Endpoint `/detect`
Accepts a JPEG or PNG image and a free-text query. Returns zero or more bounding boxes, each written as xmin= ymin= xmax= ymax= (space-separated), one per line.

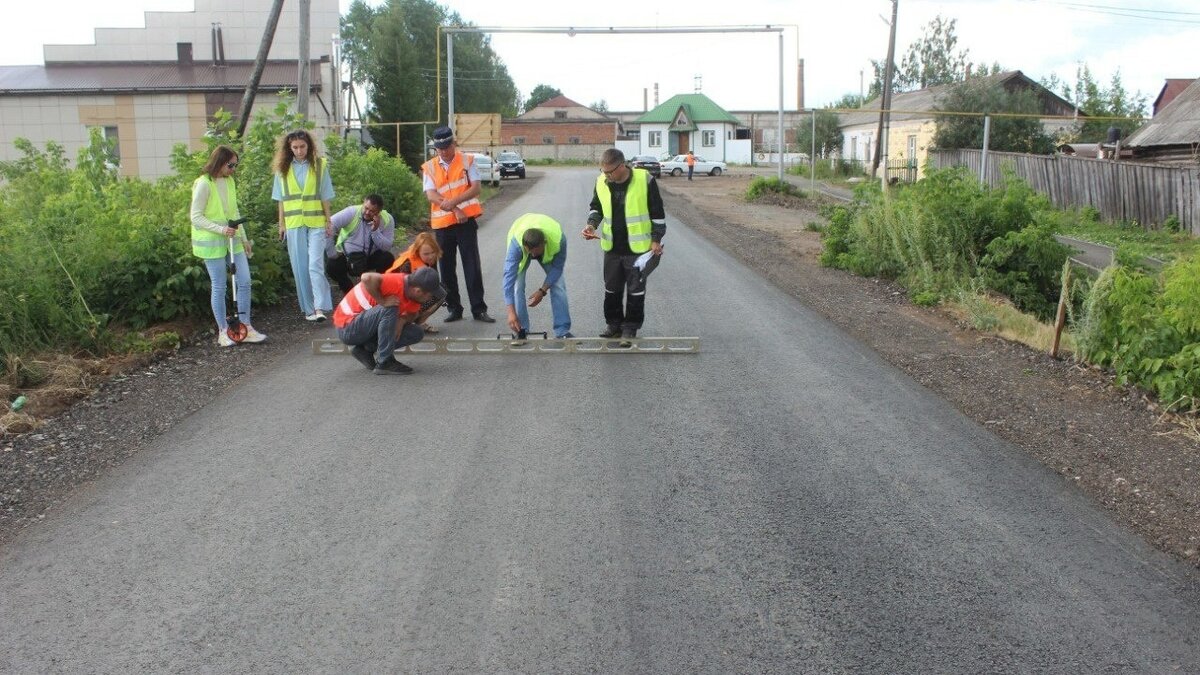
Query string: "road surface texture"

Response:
xmin=2 ymin=168 xmax=1199 ymax=673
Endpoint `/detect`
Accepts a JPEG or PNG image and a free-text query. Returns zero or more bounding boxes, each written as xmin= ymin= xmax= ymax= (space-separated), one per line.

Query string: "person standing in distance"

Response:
xmin=583 ymin=148 xmax=666 ymax=341
xmin=422 ymin=126 xmax=494 ymax=324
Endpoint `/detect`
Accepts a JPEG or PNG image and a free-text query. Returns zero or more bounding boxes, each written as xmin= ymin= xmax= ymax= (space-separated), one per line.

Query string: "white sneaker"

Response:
xmin=243 ymin=326 xmax=268 ymax=343
xmin=217 ymin=332 xmax=236 ymax=347
xmin=305 ymin=311 xmax=327 ymax=323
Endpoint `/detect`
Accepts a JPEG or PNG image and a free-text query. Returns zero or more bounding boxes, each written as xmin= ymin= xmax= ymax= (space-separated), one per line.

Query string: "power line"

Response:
xmin=1023 ymin=0 xmax=1200 ymax=23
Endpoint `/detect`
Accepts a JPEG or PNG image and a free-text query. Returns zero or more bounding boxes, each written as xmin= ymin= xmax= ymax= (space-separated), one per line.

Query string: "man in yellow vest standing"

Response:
xmin=422 ymin=126 xmax=494 ymax=323
xmin=501 ymin=213 xmax=573 ymax=341
xmin=583 ymin=148 xmax=666 ymax=341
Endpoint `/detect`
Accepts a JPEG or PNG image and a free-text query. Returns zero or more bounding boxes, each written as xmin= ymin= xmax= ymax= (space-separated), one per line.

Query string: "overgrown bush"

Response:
xmin=745 ymin=177 xmax=804 ymax=201
xmin=1074 ymin=256 xmax=1200 ymax=410
xmin=1 ymin=98 xmax=425 ymax=364
xmin=978 ymin=223 xmax=1072 ymax=320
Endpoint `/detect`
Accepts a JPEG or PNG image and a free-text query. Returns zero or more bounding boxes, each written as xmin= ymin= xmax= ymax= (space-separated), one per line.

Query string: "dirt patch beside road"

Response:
xmin=659 ymin=171 xmax=1200 ymax=567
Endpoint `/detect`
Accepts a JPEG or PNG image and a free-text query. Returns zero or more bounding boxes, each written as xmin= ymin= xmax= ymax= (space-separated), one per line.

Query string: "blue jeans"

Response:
xmin=336 ymin=305 xmax=425 ymax=363
xmin=204 ymin=253 xmax=251 ymax=331
xmin=514 ymin=265 xmax=571 ymax=337
xmin=285 ymin=226 xmax=332 ymax=315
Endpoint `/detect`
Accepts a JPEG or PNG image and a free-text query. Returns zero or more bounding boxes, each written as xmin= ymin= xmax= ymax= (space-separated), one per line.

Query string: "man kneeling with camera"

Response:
xmin=326 ymin=193 xmax=396 ymax=294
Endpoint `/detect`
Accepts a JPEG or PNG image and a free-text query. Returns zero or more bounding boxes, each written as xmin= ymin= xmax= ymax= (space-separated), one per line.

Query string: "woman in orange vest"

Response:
xmin=387 ymin=232 xmax=445 ymax=332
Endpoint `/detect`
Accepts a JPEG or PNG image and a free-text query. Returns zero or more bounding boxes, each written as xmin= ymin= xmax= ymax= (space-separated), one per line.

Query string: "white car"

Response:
xmin=470 ymin=153 xmax=501 ymax=187
xmin=661 ymin=154 xmax=727 ymax=177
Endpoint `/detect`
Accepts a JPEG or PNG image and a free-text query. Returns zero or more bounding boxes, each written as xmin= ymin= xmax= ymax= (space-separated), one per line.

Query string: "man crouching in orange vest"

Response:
xmin=333 ymin=267 xmax=445 ymax=375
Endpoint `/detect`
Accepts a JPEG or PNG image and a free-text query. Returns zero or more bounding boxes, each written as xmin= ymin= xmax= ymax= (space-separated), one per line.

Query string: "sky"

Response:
xmin=1 ymin=0 xmax=1196 ymax=114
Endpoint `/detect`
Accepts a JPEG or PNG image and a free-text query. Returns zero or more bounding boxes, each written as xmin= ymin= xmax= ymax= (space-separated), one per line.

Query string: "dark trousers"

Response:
xmin=687 ymin=165 xmax=694 ymax=180
xmin=326 ymin=250 xmax=395 ymax=294
xmin=602 ymin=251 xmax=647 ymax=331
xmin=435 ymin=218 xmax=487 ymax=315
xmin=337 ymin=305 xmax=425 ymax=364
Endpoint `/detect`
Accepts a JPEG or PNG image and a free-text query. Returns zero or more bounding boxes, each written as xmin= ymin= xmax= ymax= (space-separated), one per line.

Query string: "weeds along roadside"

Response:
xmin=802 ymin=166 xmax=1200 ymax=415
xmin=0 ymin=97 xmax=426 ymax=431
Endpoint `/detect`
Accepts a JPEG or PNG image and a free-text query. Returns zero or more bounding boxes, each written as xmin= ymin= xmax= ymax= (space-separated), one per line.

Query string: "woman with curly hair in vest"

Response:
xmin=272 ymin=129 xmax=335 ymax=322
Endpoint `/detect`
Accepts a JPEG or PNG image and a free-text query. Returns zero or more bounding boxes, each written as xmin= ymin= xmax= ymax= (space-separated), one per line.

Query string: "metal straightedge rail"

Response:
xmin=312 ymin=336 xmax=700 ymax=355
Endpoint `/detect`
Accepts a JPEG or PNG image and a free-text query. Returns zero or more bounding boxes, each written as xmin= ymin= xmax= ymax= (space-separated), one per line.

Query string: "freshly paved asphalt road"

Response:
xmin=2 ymin=167 xmax=1199 ymax=673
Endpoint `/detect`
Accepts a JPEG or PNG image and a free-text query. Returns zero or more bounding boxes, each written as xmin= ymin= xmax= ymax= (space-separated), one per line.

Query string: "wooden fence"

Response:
xmin=930 ymin=149 xmax=1200 ymax=235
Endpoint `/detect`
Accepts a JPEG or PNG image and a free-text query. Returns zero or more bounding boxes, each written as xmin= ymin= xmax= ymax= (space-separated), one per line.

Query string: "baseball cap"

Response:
xmin=407 ymin=266 xmax=446 ymax=300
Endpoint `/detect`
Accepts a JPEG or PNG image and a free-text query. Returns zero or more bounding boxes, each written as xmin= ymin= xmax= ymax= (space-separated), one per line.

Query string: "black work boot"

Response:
xmin=599 ymin=324 xmax=621 ymax=338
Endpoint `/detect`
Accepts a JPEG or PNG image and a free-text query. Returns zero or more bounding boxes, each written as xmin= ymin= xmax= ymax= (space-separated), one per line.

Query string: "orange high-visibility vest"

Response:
xmin=422 ymin=153 xmax=483 ymax=229
xmin=386 ymin=246 xmax=429 ymax=274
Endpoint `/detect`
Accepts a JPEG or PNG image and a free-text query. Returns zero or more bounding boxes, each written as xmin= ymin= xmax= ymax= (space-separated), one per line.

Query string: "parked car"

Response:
xmin=470 ymin=153 xmax=500 ymax=187
xmin=497 ymin=151 xmax=526 ymax=179
xmin=629 ymin=154 xmax=661 ymax=177
xmin=661 ymin=154 xmax=727 ymax=177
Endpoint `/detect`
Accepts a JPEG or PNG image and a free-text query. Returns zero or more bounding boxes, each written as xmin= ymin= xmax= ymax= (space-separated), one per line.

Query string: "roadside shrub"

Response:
xmin=325 ymin=135 xmax=425 ymax=231
xmin=745 ymin=176 xmax=804 ymax=201
xmin=978 ymin=222 xmax=1072 ymax=320
xmin=1074 ymin=255 xmax=1200 ymax=410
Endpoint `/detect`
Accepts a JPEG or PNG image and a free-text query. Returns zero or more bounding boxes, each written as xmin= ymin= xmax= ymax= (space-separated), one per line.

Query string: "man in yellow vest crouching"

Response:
xmin=501 ymin=213 xmax=573 ymax=341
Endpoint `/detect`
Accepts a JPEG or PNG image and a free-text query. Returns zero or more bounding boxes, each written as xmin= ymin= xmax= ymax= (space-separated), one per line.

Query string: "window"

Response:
xmin=569 ymin=137 xmax=581 ymax=144
xmin=89 ymin=125 xmax=121 ymax=167
xmin=513 ymin=136 xmax=525 ymax=145
xmin=648 ymin=131 xmax=662 ymax=147
xmin=542 ymin=136 xmax=554 ymax=144
xmin=702 ymin=130 xmax=716 ymax=147
xmin=554 ymin=110 xmax=567 ymax=119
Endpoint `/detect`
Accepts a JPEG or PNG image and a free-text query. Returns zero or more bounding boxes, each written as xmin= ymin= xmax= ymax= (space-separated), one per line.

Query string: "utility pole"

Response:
xmin=236 ymin=0 xmax=285 ymax=137
xmin=872 ymin=0 xmax=898 ymax=183
xmin=298 ymin=0 xmax=311 ymax=118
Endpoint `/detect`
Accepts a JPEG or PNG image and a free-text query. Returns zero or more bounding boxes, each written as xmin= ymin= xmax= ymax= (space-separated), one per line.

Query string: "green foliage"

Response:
xmin=978 ymin=223 xmax=1071 ymax=319
xmin=818 ymin=167 xmax=1062 ymax=303
xmin=745 ymin=177 xmax=804 ymax=201
xmin=934 ymin=80 xmax=1055 ymax=154
xmin=794 ymin=110 xmax=843 ymax=157
xmin=1 ymin=97 xmax=423 ymax=363
xmin=789 ymin=160 xmax=866 ymax=180
xmin=525 ymin=84 xmax=563 ymax=112
xmin=340 ymin=0 xmax=520 ymax=166
xmin=871 ymin=15 xmax=976 ymax=96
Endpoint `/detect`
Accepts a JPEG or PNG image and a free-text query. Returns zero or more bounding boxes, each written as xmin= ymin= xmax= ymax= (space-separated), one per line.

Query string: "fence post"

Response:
xmin=980 ymin=115 xmax=991 ymax=184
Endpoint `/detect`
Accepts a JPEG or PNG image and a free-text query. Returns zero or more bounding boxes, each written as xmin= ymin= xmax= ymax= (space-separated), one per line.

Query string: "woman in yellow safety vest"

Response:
xmin=190 ymin=145 xmax=267 ymax=346
xmin=272 ymin=129 xmax=335 ymax=322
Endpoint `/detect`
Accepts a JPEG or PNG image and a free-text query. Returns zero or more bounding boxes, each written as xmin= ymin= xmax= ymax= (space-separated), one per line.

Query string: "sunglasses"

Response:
xmin=226 ymin=161 xmax=239 ymax=170
xmin=287 ymin=131 xmax=307 ymax=140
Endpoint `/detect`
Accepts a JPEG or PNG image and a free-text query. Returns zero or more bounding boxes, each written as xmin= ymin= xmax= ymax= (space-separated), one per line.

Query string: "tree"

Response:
xmin=525 ymin=84 xmax=563 ymax=112
xmin=934 ymin=80 xmax=1055 ymax=155
xmin=796 ymin=110 xmax=844 ymax=157
xmin=340 ymin=0 xmax=519 ymax=167
xmin=1040 ymin=65 xmax=1149 ymax=142
xmin=829 ymin=92 xmax=865 ymax=110
xmin=871 ymin=15 xmax=971 ymax=97
xmin=590 ymin=99 xmax=610 ymax=114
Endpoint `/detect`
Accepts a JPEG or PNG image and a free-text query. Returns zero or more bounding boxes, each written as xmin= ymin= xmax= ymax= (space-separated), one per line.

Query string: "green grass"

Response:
xmin=1057 ymin=216 xmax=1199 ymax=263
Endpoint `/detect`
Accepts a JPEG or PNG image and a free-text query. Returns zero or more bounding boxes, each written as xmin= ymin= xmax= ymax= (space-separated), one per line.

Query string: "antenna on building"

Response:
xmin=694 ymin=74 xmax=702 ymax=93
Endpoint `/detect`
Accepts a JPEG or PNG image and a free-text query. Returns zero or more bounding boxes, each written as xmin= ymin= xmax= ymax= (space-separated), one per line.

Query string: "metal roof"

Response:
xmin=634 ymin=93 xmax=742 ymax=125
xmin=838 ymin=70 xmax=1076 ymax=128
xmin=0 ymin=61 xmax=321 ymax=95
xmin=1127 ymin=78 xmax=1200 ymax=148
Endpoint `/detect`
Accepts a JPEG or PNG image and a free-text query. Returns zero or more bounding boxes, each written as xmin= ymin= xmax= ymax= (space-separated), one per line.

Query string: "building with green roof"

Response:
xmin=632 ymin=93 xmax=744 ymax=161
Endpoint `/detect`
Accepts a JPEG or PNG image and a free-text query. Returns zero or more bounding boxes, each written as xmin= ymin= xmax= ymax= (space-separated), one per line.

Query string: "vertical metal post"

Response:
xmin=980 ymin=114 xmax=991 ymax=184
xmin=777 ymin=31 xmax=784 ymax=181
xmin=298 ymin=0 xmax=310 ymax=118
xmin=810 ymin=108 xmax=816 ymax=196
xmin=446 ymin=32 xmax=455 ymax=130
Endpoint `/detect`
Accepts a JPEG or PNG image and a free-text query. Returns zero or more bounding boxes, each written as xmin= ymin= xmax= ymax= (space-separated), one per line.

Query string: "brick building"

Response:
xmin=499 ymin=95 xmax=619 ymax=161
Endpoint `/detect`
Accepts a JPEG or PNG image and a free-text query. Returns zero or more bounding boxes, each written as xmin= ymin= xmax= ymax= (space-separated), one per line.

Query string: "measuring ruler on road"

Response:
xmin=312 ymin=337 xmax=700 ymax=355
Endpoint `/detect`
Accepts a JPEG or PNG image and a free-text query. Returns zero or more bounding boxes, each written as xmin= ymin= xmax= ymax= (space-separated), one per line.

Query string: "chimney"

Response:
xmin=210 ymin=23 xmax=218 ymax=66
xmin=216 ymin=23 xmax=226 ymax=65
xmin=797 ymin=58 xmax=805 ymax=110
xmin=654 ymin=82 xmax=659 ymax=107
xmin=643 ymin=87 xmax=648 ymax=112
